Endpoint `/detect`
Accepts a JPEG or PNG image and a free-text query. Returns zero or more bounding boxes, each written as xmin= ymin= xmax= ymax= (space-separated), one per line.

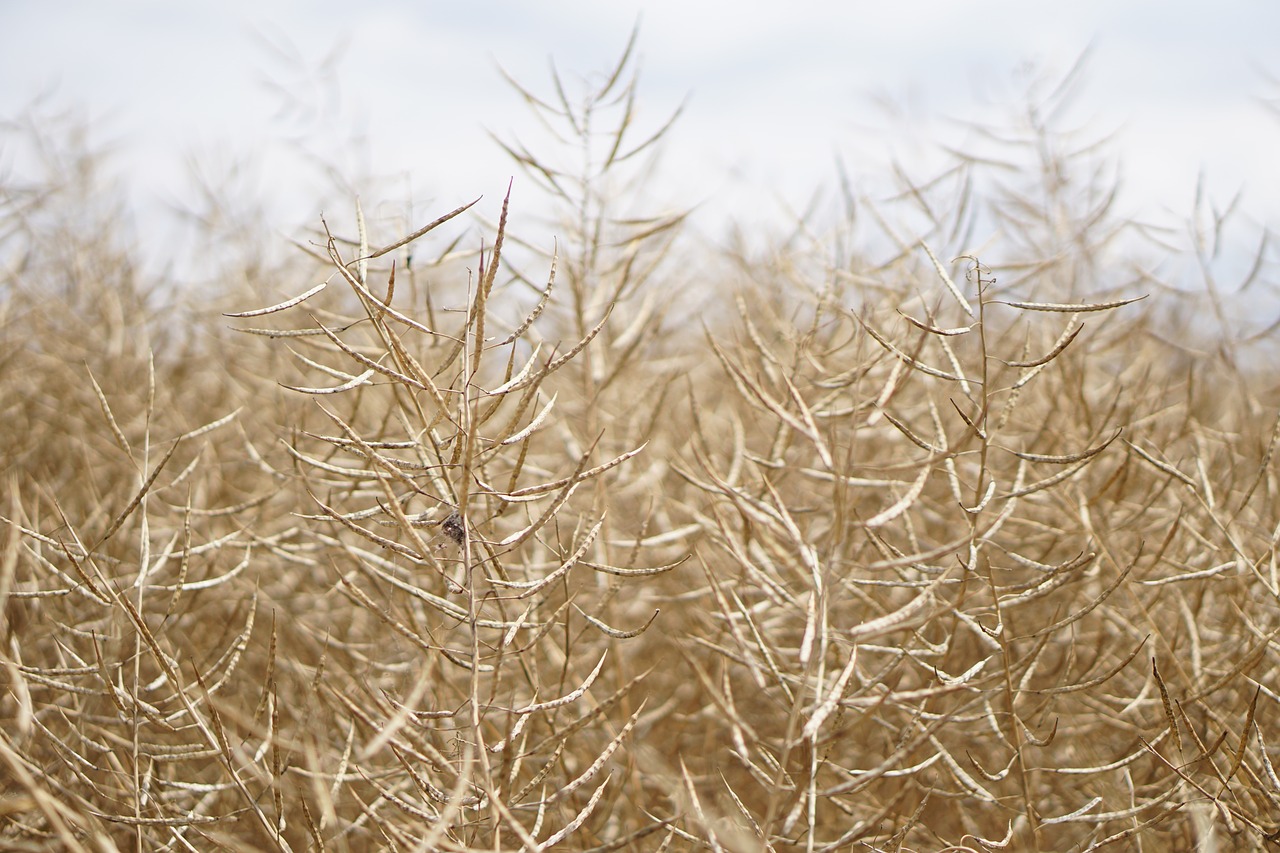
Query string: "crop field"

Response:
xmin=5 ymin=51 xmax=1280 ymax=851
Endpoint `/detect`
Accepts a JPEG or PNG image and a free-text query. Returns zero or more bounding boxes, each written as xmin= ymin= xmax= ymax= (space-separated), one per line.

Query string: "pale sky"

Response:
xmin=3 ymin=1 xmax=1279 ymax=269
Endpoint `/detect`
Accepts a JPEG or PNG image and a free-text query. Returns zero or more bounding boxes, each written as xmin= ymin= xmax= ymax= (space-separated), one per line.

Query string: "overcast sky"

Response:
xmin=3 ymin=1 xmax=1279 ymax=266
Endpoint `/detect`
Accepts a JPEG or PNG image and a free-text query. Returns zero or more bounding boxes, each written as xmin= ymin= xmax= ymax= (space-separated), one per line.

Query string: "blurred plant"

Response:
xmin=492 ymin=26 xmax=686 ymax=316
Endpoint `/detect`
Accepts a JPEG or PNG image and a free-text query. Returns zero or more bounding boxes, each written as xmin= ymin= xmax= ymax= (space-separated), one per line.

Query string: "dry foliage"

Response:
xmin=5 ymin=50 xmax=1280 ymax=852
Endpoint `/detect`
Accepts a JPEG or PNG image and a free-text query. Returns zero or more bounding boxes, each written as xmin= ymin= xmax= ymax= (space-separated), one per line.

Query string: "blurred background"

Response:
xmin=3 ymin=0 xmax=1279 ymax=273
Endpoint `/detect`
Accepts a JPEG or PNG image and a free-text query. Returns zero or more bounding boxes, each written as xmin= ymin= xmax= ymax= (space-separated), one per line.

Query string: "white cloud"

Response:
xmin=3 ymin=0 xmax=1279 ymax=258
